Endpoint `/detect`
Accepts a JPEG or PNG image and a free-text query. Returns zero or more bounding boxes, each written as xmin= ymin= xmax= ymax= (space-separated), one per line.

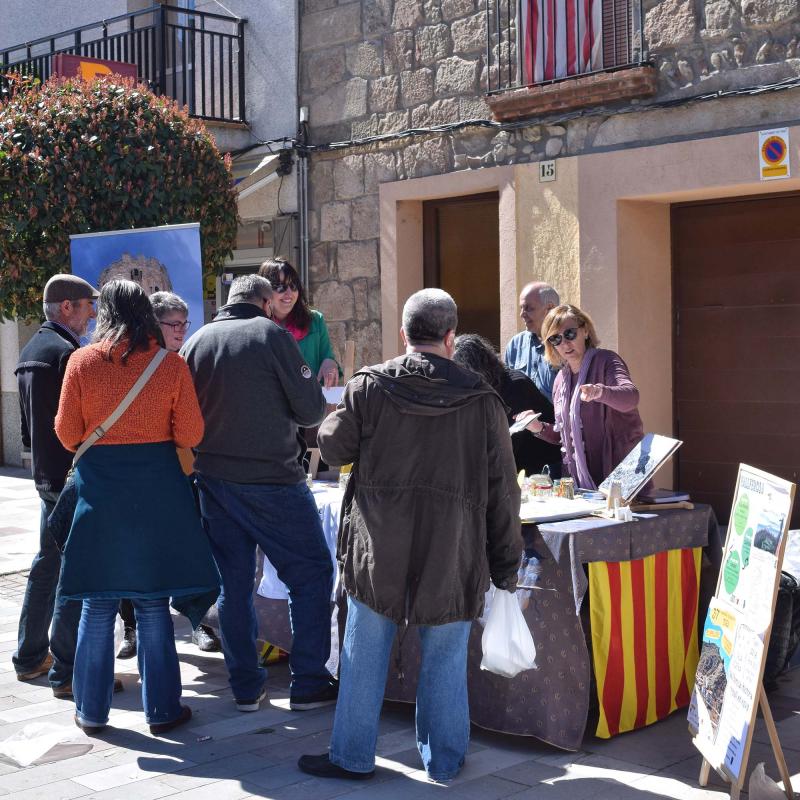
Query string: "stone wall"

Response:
xmin=299 ymin=0 xmax=800 ymax=368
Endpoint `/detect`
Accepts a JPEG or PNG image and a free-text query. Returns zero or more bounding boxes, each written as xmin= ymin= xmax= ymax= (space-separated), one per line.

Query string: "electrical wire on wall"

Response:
xmin=240 ymin=71 xmax=800 ymax=159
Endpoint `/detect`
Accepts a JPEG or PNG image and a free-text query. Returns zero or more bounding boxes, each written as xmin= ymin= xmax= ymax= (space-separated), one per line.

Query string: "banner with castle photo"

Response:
xmin=69 ymin=223 xmax=203 ymax=343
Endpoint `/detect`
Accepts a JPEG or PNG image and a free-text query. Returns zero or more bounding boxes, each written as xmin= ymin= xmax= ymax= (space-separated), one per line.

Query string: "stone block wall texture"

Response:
xmin=300 ymin=0 xmax=800 ymax=368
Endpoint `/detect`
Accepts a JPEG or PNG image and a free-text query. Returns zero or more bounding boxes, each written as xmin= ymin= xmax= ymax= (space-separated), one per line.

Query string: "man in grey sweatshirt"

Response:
xmin=181 ymin=274 xmax=336 ymax=713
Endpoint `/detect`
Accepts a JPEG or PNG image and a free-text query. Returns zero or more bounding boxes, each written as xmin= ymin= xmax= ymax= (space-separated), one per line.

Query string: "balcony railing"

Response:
xmin=486 ymin=0 xmax=646 ymax=93
xmin=0 ymin=4 xmax=246 ymax=124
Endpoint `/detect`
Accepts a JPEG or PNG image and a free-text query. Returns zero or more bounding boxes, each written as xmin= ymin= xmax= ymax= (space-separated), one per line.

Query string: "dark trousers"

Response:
xmin=13 ymin=491 xmax=82 ymax=688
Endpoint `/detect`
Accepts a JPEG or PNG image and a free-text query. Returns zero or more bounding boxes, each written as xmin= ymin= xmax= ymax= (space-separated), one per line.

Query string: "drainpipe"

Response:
xmin=297 ymin=111 xmax=310 ymax=289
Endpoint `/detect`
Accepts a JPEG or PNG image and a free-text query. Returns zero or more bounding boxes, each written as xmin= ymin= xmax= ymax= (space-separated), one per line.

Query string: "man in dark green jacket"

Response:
xmin=299 ymin=289 xmax=522 ymax=784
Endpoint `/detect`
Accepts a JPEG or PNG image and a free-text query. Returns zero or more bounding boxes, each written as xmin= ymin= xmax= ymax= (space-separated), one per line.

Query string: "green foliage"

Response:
xmin=0 ymin=74 xmax=238 ymax=320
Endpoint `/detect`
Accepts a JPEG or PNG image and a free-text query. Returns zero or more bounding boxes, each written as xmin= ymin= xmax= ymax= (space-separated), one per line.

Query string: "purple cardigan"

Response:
xmin=539 ymin=348 xmax=644 ymax=488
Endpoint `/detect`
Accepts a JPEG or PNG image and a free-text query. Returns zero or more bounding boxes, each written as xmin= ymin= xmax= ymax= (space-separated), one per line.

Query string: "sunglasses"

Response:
xmin=160 ymin=320 xmax=191 ymax=332
xmin=272 ymin=281 xmax=298 ymax=295
xmin=547 ymin=326 xmax=582 ymax=347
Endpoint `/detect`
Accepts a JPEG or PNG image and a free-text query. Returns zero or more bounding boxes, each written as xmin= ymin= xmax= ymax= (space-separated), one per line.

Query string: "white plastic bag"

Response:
xmin=480 ymin=588 xmax=537 ymax=678
xmin=748 ymin=763 xmax=786 ymax=800
xmin=114 ymin=613 xmax=124 ymax=654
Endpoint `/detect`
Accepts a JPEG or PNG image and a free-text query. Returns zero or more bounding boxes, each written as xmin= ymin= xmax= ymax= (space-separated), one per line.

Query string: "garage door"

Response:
xmin=673 ymin=194 xmax=800 ymax=524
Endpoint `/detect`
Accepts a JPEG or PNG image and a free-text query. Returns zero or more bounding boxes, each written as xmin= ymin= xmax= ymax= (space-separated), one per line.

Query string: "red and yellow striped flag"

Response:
xmin=589 ymin=547 xmax=702 ymax=738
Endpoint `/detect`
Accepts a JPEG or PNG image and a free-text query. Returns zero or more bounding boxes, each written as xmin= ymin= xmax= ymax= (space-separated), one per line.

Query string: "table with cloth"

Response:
xmin=252 ymin=486 xmax=721 ymax=752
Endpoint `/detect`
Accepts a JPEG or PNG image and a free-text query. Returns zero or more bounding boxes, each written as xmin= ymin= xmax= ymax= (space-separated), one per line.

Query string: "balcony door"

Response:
xmin=423 ymin=193 xmax=501 ymax=349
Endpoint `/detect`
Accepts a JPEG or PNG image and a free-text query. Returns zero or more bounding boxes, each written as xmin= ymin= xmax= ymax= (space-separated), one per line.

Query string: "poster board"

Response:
xmin=598 ymin=433 xmax=682 ymax=503
xmin=69 ymin=223 xmax=204 ymax=346
xmin=688 ymin=464 xmax=795 ymax=788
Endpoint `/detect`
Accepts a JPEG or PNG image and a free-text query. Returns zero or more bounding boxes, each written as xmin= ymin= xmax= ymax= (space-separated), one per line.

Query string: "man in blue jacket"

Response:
xmin=14 ymin=274 xmax=97 ymax=697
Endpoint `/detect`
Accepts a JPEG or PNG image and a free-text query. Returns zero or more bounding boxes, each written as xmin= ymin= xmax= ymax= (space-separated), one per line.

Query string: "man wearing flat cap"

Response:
xmin=13 ymin=274 xmax=98 ymax=698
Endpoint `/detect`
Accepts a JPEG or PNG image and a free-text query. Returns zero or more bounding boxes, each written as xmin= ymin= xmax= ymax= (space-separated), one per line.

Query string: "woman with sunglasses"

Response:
xmin=258 ymin=258 xmax=341 ymax=387
xmin=521 ymin=304 xmax=645 ymax=490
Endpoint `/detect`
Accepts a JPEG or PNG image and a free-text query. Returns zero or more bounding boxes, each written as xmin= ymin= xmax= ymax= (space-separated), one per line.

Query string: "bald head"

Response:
xmin=519 ymin=282 xmax=559 ymax=335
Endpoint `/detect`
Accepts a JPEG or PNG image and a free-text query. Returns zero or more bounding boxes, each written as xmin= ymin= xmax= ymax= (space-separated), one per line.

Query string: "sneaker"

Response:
xmin=54 ymin=678 xmax=124 ymax=699
xmin=191 ymin=623 xmax=222 ymax=652
xmin=297 ymin=753 xmax=374 ymax=780
xmin=17 ymin=653 xmax=53 ymax=681
xmin=236 ymin=687 xmax=267 ymax=712
xmin=290 ymin=680 xmax=339 ymax=711
xmin=150 ymin=705 xmax=192 ymax=736
xmin=116 ymin=627 xmax=137 ymax=659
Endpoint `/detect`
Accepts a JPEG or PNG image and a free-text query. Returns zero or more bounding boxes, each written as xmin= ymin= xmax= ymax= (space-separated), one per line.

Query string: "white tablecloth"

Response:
xmin=256 ymin=482 xmax=343 ymax=600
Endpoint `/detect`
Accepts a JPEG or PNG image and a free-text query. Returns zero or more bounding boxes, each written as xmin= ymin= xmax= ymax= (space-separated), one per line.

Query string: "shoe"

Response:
xmin=297 ymin=753 xmax=374 ymax=780
xmin=150 ymin=705 xmax=192 ymax=736
xmin=116 ymin=627 xmax=137 ymax=659
xmin=17 ymin=653 xmax=53 ymax=681
xmin=54 ymin=678 xmax=124 ymax=699
xmin=290 ymin=679 xmax=339 ymax=711
xmin=236 ymin=687 xmax=267 ymax=712
xmin=191 ymin=623 xmax=222 ymax=652
xmin=74 ymin=714 xmax=107 ymax=735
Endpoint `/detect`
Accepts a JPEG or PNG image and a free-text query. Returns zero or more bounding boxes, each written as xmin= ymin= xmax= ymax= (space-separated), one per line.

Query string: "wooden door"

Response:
xmin=423 ymin=192 xmax=500 ymax=348
xmin=673 ymin=194 xmax=800 ymax=524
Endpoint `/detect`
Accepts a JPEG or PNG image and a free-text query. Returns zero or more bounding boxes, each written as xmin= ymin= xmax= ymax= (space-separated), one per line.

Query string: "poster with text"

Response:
xmin=689 ymin=464 xmax=795 ymax=786
xmin=70 ymin=223 xmax=203 ymax=346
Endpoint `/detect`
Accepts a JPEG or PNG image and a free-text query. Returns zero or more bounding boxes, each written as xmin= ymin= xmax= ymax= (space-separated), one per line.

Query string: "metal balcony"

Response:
xmin=0 ymin=4 xmax=246 ymax=124
xmin=486 ymin=0 xmax=646 ymax=93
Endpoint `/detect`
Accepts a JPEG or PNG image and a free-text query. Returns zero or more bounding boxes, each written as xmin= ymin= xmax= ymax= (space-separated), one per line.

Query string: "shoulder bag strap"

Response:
xmin=72 ymin=348 xmax=169 ymax=468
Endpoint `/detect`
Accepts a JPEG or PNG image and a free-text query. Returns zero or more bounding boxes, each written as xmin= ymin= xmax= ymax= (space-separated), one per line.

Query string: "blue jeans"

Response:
xmin=196 ymin=475 xmax=333 ymax=701
xmin=330 ymin=597 xmax=472 ymax=781
xmin=74 ymin=597 xmax=182 ymax=726
xmin=13 ymin=492 xmax=82 ymax=689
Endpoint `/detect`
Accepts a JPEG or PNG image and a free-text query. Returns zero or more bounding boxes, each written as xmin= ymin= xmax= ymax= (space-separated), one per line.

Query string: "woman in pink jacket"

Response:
xmin=523 ymin=304 xmax=645 ymax=490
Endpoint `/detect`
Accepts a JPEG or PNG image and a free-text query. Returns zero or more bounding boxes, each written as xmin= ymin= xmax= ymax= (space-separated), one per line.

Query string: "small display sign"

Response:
xmin=758 ymin=128 xmax=790 ymax=181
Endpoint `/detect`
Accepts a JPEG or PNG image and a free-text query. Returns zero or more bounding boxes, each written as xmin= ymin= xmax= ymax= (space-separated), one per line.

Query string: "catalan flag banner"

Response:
xmin=589 ymin=547 xmax=702 ymax=738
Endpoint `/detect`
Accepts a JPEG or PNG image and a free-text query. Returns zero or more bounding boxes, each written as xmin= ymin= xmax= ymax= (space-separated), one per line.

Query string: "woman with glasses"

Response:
xmin=54 ymin=280 xmax=220 ymax=735
xmin=113 ymin=292 xmax=223 ymax=661
xmin=521 ymin=304 xmax=645 ymax=490
xmin=258 ymin=258 xmax=341 ymax=387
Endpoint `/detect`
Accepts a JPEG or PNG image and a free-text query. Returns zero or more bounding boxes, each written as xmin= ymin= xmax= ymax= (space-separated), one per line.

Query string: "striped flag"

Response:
xmin=520 ymin=0 xmax=603 ymax=85
xmin=589 ymin=547 xmax=702 ymax=738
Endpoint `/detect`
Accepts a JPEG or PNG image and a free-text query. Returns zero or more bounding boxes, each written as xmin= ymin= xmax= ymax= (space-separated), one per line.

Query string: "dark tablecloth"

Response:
xmin=251 ymin=504 xmax=721 ymax=751
xmin=382 ymin=505 xmax=721 ymax=751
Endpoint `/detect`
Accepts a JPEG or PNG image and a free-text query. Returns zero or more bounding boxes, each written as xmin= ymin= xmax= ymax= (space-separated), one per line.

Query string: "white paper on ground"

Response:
xmin=0 ymin=723 xmax=92 ymax=767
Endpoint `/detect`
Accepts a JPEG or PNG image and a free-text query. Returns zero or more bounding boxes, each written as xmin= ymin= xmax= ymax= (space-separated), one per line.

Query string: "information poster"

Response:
xmin=69 ymin=223 xmax=204 ymax=344
xmin=688 ymin=465 xmax=795 ymax=785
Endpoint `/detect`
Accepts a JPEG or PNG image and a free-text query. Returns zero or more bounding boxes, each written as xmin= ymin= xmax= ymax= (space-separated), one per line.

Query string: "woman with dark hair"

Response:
xmin=258 ymin=258 xmax=341 ymax=387
xmin=55 ymin=279 xmax=220 ymax=736
xmin=453 ymin=334 xmax=561 ymax=477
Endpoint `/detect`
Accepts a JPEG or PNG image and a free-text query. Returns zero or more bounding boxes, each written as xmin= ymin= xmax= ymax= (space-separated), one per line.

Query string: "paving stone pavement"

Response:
xmin=1 ymin=468 xmax=800 ymax=798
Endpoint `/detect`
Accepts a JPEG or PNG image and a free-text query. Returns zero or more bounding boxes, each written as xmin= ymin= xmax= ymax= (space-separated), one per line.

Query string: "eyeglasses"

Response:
xmin=272 ymin=281 xmax=298 ymax=295
xmin=159 ymin=320 xmax=191 ymax=332
xmin=547 ymin=326 xmax=582 ymax=347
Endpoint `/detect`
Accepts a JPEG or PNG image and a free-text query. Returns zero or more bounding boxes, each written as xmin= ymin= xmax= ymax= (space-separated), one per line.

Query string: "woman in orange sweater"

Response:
xmin=55 ymin=279 xmax=219 ymax=736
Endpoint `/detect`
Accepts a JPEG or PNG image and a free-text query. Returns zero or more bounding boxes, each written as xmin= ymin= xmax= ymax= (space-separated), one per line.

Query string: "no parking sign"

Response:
xmin=759 ymin=128 xmax=790 ymax=180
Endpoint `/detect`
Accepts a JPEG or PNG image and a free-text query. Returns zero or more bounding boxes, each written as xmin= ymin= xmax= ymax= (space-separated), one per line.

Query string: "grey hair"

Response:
xmin=43 ymin=301 xmax=63 ymax=321
xmin=402 ymin=289 xmax=458 ymax=344
xmin=150 ymin=291 xmax=188 ymax=320
xmin=538 ymin=285 xmax=560 ymax=307
xmin=228 ymin=274 xmax=273 ymax=305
